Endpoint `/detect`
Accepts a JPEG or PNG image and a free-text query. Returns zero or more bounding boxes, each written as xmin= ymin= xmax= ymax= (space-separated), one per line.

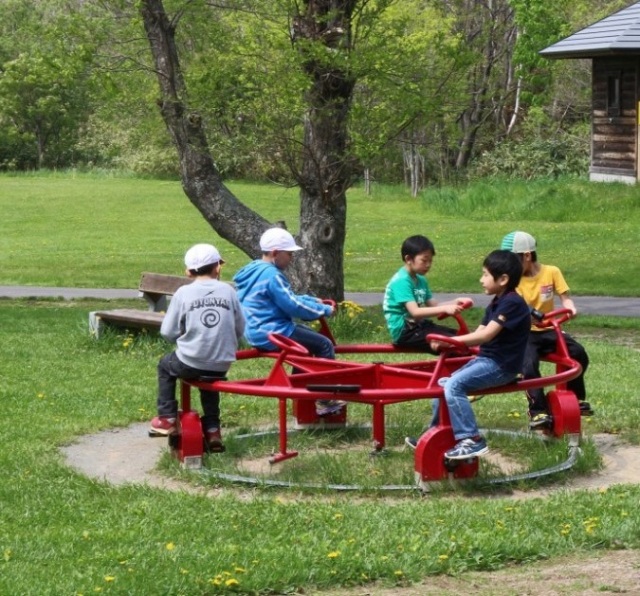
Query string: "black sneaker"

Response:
xmin=529 ymin=412 xmax=552 ymax=429
xmin=579 ymin=401 xmax=594 ymax=416
xmin=404 ymin=437 xmax=417 ymax=450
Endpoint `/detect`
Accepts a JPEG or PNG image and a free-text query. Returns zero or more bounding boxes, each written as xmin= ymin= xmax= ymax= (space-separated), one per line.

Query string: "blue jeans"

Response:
xmin=289 ymin=324 xmax=335 ymax=359
xmin=432 ymin=357 xmax=516 ymax=440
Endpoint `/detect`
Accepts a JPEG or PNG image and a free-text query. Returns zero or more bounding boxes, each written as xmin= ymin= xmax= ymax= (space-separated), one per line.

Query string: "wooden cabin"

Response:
xmin=541 ymin=2 xmax=640 ymax=183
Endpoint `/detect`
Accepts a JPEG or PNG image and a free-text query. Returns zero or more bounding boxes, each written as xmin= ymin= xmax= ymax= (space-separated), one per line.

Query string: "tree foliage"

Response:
xmin=0 ymin=0 xmax=611 ymax=185
xmin=0 ymin=0 xmax=101 ymax=169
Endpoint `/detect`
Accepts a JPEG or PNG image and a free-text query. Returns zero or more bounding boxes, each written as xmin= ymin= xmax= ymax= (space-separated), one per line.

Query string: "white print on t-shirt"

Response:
xmin=539 ymin=284 xmax=554 ymax=304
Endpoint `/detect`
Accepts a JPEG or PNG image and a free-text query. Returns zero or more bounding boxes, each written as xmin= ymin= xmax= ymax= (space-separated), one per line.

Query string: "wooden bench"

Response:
xmin=89 ymin=272 xmax=192 ymax=337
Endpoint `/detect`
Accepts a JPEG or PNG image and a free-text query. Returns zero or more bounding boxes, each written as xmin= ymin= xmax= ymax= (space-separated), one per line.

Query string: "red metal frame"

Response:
xmin=177 ymin=307 xmax=582 ymax=484
xmin=169 ymin=381 xmax=205 ymax=468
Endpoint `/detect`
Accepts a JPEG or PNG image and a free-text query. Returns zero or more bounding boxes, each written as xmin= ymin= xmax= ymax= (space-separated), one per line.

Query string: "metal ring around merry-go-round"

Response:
xmin=195 ymin=425 xmax=582 ymax=493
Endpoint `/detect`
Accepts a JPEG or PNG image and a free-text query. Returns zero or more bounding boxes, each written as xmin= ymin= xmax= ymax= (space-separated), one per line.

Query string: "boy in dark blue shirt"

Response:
xmin=422 ymin=250 xmax=531 ymax=459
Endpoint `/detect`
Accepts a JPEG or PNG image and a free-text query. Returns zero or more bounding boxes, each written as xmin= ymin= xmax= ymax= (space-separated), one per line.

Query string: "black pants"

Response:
xmin=157 ymin=351 xmax=227 ymax=431
xmin=394 ymin=319 xmax=457 ymax=355
xmin=524 ymin=330 xmax=589 ymax=413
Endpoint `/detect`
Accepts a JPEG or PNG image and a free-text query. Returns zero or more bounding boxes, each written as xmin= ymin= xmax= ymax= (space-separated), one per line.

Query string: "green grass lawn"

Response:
xmin=1 ymin=297 xmax=639 ymax=594
xmin=1 ymin=172 xmax=638 ymax=295
xmin=1 ymin=172 xmax=639 ymax=594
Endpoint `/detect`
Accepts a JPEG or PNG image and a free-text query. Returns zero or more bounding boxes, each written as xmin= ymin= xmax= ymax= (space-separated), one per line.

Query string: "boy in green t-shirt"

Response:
xmin=383 ymin=235 xmax=471 ymax=354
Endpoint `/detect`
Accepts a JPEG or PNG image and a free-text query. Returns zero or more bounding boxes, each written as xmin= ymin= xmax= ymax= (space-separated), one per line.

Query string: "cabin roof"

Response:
xmin=541 ymin=2 xmax=640 ymax=58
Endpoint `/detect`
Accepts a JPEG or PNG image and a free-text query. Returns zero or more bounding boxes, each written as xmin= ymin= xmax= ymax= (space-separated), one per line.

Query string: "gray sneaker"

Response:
xmin=445 ymin=437 xmax=489 ymax=460
xmin=316 ymin=400 xmax=346 ymax=417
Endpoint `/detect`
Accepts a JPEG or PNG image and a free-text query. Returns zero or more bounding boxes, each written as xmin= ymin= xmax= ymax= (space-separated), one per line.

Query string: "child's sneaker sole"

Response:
xmin=529 ymin=413 xmax=552 ymax=429
xmin=579 ymin=402 xmax=595 ymax=416
xmin=149 ymin=428 xmax=172 ymax=437
xmin=445 ymin=446 xmax=489 ymax=460
xmin=149 ymin=416 xmax=176 ymax=436
xmin=404 ymin=437 xmax=417 ymax=450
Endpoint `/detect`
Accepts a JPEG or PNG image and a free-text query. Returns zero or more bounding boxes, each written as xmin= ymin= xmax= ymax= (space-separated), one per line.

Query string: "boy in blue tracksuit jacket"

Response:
xmin=233 ymin=227 xmax=343 ymax=416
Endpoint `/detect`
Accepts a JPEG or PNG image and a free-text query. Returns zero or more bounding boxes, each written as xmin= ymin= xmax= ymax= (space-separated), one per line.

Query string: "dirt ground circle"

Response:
xmin=61 ymin=425 xmax=640 ymax=493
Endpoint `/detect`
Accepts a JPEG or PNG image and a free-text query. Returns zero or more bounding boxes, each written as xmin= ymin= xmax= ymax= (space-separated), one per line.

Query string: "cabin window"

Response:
xmin=607 ymin=71 xmax=621 ymax=116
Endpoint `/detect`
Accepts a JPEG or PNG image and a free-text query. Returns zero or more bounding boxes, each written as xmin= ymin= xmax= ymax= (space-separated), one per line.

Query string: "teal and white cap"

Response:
xmin=501 ymin=231 xmax=536 ymax=253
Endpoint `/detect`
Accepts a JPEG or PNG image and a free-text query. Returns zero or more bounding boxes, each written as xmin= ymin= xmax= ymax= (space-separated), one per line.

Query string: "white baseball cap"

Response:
xmin=259 ymin=228 xmax=303 ymax=252
xmin=184 ymin=243 xmax=225 ymax=270
xmin=501 ymin=231 xmax=537 ymax=253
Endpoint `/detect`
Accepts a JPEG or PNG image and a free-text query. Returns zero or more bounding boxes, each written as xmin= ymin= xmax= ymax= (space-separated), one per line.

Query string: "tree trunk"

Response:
xmin=364 ymin=168 xmax=371 ymax=195
xmin=140 ymin=0 xmax=270 ymax=262
xmin=401 ymin=139 xmax=424 ymax=197
xmin=451 ymin=0 xmax=516 ymax=170
xmin=288 ymin=0 xmax=358 ymax=300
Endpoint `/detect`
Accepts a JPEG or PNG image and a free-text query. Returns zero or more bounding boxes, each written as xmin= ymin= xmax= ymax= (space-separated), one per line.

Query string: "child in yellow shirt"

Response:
xmin=501 ymin=231 xmax=592 ymax=428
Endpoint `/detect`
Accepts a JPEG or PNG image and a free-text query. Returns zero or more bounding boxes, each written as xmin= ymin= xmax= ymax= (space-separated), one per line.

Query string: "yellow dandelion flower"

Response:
xmin=438 ymin=554 xmax=449 ymax=562
xmin=234 ymin=567 xmax=246 ymax=573
xmin=104 ymin=576 xmax=115 ymax=582
xmin=583 ymin=518 xmax=598 ymax=534
xmin=327 ymin=551 xmax=341 ymax=559
xmin=225 ymin=578 xmax=239 ymax=587
xmin=334 ymin=513 xmax=344 ymax=520
xmin=394 ymin=570 xmax=404 ymax=576
xmin=165 ymin=542 xmax=176 ymax=551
